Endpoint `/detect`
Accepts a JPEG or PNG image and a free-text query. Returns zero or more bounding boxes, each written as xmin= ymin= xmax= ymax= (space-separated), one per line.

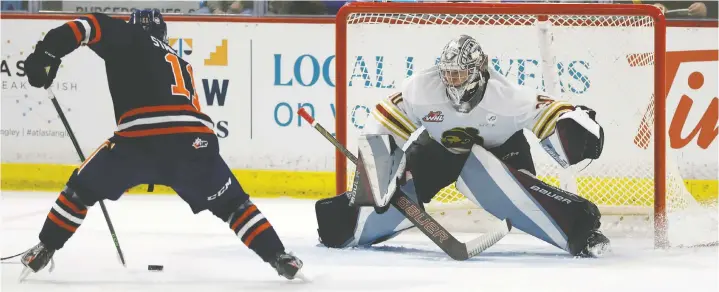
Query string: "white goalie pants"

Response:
xmin=347 ymin=144 xmax=571 ymax=252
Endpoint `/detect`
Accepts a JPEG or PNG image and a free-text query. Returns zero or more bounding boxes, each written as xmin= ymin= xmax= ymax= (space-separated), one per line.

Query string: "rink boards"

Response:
xmin=0 ymin=16 xmax=716 ymax=202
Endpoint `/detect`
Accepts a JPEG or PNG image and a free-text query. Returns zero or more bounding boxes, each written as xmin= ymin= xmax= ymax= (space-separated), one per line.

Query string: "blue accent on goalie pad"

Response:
xmin=354 ymin=180 xmax=419 ymax=246
xmin=458 ymin=150 xmax=568 ymax=250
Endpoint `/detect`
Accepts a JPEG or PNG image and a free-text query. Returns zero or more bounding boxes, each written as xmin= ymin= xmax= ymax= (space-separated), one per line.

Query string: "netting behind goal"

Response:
xmin=335 ymin=3 xmax=703 ymax=245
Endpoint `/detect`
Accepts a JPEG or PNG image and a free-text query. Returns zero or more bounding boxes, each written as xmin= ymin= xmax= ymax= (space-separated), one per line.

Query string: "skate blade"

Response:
xmin=293 ymin=270 xmax=311 ymax=282
xmin=48 ymin=258 xmax=55 ymax=273
xmin=18 ymin=267 xmax=33 ymax=282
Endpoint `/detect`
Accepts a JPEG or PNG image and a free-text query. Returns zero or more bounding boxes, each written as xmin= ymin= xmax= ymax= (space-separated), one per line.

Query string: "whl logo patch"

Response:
xmin=422 ymin=111 xmax=444 ymax=122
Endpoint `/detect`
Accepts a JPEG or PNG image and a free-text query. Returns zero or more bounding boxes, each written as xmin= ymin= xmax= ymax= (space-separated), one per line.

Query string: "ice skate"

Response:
xmin=578 ymin=230 xmax=611 ymax=258
xmin=19 ymin=242 xmax=56 ymax=281
xmin=269 ymin=251 xmax=305 ymax=280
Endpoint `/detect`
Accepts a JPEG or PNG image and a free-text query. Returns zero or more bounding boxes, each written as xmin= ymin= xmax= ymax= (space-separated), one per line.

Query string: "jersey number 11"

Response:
xmin=165 ymin=53 xmax=201 ymax=111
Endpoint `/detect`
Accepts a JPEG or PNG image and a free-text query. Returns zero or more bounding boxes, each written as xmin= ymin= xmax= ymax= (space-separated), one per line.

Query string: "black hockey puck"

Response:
xmin=148 ymin=265 xmax=164 ymax=271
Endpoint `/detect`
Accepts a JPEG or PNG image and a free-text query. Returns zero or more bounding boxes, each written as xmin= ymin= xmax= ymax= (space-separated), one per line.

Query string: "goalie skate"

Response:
xmin=580 ymin=230 xmax=612 ymax=258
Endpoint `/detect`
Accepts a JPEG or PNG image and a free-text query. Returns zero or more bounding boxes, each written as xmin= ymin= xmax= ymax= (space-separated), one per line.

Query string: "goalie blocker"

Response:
xmin=316 ymin=107 xmax=609 ymax=257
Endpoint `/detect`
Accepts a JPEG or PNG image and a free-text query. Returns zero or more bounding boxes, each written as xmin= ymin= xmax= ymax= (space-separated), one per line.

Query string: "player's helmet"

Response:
xmin=129 ymin=9 xmax=168 ymax=44
xmin=438 ymin=35 xmax=489 ymax=113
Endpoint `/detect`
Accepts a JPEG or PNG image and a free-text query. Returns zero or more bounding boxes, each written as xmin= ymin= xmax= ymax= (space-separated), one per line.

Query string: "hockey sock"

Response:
xmin=227 ymin=200 xmax=285 ymax=262
xmin=39 ymin=187 xmax=88 ymax=250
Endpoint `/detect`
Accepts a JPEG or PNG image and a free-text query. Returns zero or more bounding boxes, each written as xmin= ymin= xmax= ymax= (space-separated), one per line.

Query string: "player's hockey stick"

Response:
xmin=46 ymin=88 xmax=127 ymax=267
xmin=0 ymin=250 xmax=27 ymax=261
xmin=298 ymin=108 xmax=511 ymax=260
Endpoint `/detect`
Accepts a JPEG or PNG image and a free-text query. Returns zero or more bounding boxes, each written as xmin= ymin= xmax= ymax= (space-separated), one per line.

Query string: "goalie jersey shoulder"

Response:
xmin=479 ymin=69 xmax=575 ymax=141
xmin=401 ymin=66 xmax=449 ymax=107
xmin=479 ymin=68 xmax=538 ymax=116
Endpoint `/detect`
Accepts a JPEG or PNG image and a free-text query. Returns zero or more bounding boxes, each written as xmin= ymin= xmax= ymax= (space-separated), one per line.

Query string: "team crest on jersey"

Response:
xmin=192 ymin=137 xmax=208 ymax=149
xmin=441 ymin=127 xmax=483 ymax=151
xmin=422 ymin=111 xmax=445 ymax=122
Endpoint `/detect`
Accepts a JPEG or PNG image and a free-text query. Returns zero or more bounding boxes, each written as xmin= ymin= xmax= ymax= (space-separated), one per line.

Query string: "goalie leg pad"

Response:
xmin=316 ymin=183 xmax=422 ymax=248
xmin=456 ymin=145 xmax=602 ymax=255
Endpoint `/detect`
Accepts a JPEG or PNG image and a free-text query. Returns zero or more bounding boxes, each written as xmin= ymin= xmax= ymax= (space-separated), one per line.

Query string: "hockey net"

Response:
xmin=335 ymin=3 xmax=710 ymax=246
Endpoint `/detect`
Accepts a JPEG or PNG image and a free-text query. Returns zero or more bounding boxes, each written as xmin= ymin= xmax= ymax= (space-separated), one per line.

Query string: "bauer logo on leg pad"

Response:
xmin=529 ymin=185 xmax=572 ymax=205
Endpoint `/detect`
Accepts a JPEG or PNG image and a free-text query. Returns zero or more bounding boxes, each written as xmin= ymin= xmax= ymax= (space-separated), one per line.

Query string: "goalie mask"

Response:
xmin=438 ymin=35 xmax=489 ymax=113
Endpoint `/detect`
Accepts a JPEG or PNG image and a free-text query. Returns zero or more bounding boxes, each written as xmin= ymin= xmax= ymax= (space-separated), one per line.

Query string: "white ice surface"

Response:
xmin=2 ymin=192 xmax=717 ymax=292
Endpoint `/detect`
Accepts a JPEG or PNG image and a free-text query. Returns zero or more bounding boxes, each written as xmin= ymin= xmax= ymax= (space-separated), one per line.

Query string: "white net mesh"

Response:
xmin=340 ymin=9 xmax=706 ymax=238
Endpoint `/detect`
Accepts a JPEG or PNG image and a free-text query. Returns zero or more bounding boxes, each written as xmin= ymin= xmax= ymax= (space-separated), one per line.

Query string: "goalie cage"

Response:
xmin=334 ymin=2 xmax=717 ymax=249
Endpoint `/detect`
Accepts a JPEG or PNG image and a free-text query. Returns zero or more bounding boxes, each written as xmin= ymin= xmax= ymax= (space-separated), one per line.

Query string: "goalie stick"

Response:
xmin=297 ymin=108 xmax=511 ymax=260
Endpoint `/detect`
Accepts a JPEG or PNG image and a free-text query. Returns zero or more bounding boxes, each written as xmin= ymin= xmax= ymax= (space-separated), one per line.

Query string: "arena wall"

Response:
xmin=0 ymin=15 xmax=716 ymax=202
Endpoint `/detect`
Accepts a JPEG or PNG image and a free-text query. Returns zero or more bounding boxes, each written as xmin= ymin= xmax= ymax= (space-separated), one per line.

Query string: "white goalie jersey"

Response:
xmin=363 ymin=66 xmax=575 ymax=153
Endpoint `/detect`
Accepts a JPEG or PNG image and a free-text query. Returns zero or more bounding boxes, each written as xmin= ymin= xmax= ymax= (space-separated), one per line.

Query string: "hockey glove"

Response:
xmin=554 ymin=105 xmax=604 ymax=165
xmin=24 ymin=41 xmax=61 ymax=89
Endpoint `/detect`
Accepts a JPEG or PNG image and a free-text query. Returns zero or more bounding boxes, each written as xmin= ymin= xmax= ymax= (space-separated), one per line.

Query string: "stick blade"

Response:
xmin=464 ymin=219 xmax=512 ymax=258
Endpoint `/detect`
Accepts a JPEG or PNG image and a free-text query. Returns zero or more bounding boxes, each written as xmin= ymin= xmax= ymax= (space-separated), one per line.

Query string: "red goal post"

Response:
xmin=334 ymin=2 xmax=668 ymax=247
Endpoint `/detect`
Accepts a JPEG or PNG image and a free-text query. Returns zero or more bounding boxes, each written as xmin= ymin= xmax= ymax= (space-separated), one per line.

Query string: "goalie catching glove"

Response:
xmin=540 ymin=105 xmax=604 ymax=168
